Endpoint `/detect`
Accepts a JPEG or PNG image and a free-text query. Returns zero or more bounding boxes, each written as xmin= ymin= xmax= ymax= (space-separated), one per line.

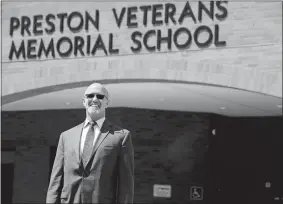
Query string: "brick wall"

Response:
xmin=2 ymin=108 xmax=211 ymax=203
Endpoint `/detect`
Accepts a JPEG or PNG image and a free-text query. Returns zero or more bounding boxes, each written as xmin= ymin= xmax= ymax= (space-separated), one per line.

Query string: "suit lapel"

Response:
xmin=71 ymin=123 xmax=84 ymax=163
xmin=87 ymin=120 xmax=111 ymax=165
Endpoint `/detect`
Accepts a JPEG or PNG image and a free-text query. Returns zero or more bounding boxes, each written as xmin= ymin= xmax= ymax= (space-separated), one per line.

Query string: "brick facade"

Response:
xmin=2 ymin=108 xmax=211 ymax=203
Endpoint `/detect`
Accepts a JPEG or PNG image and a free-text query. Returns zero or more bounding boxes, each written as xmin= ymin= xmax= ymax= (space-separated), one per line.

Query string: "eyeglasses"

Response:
xmin=85 ymin=94 xmax=105 ymax=100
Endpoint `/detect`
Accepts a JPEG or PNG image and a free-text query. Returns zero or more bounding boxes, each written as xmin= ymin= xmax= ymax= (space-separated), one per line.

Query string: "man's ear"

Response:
xmin=82 ymin=98 xmax=86 ymax=107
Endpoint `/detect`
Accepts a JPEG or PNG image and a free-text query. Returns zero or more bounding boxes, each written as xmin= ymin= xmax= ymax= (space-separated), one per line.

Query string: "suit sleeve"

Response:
xmin=46 ymin=133 xmax=64 ymax=204
xmin=117 ymin=131 xmax=135 ymax=204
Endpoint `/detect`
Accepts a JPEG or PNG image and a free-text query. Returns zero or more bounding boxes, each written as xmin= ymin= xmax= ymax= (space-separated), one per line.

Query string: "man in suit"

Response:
xmin=46 ymin=83 xmax=134 ymax=204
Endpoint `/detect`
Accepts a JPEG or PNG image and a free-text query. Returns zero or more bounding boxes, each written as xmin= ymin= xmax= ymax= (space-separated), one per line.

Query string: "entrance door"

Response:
xmin=209 ymin=115 xmax=282 ymax=204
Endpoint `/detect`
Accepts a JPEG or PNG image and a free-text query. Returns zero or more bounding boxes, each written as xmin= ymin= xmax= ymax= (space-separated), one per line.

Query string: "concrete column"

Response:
xmin=13 ymin=144 xmax=50 ymax=203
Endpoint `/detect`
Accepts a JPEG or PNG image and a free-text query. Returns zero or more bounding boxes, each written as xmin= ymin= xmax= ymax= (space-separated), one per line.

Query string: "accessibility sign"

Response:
xmin=190 ymin=186 xmax=203 ymax=200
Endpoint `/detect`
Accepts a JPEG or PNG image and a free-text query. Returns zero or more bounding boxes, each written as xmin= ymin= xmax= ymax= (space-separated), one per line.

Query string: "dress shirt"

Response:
xmin=80 ymin=117 xmax=105 ymax=154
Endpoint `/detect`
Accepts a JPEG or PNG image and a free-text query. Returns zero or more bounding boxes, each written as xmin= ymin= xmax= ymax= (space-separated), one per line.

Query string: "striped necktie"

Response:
xmin=81 ymin=122 xmax=96 ymax=167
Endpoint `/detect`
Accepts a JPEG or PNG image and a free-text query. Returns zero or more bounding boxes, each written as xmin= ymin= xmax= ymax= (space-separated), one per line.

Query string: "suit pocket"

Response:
xmin=101 ymin=144 xmax=117 ymax=153
xmin=99 ymin=146 xmax=116 ymax=158
xmin=102 ymin=145 xmax=115 ymax=150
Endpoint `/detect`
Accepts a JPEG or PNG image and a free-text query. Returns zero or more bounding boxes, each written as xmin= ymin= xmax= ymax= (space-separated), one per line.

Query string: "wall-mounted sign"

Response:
xmin=190 ymin=186 xmax=203 ymax=200
xmin=153 ymin=184 xmax=172 ymax=198
xmin=7 ymin=1 xmax=228 ymax=61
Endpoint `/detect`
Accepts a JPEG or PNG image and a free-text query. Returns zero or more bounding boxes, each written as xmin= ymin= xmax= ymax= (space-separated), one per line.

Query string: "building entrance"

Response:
xmin=209 ymin=115 xmax=282 ymax=203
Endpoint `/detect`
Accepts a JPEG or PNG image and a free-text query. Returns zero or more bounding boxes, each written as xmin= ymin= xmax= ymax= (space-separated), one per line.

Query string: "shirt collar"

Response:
xmin=84 ymin=117 xmax=106 ymax=129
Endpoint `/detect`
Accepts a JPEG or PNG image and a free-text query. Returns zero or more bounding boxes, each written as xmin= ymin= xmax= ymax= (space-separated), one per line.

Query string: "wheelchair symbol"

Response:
xmin=190 ymin=186 xmax=203 ymax=200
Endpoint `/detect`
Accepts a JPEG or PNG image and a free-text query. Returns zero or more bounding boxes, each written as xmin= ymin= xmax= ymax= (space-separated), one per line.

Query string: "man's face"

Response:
xmin=83 ymin=84 xmax=109 ymax=118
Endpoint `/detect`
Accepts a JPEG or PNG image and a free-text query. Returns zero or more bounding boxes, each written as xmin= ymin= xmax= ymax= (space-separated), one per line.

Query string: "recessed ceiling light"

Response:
xmin=277 ymin=104 xmax=282 ymax=109
xmin=160 ymin=98 xmax=165 ymax=101
xmin=219 ymin=106 xmax=226 ymax=110
xmin=65 ymin=102 xmax=71 ymax=105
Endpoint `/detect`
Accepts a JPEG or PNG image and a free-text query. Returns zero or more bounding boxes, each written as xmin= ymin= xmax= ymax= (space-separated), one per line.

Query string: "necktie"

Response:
xmin=81 ymin=122 xmax=96 ymax=167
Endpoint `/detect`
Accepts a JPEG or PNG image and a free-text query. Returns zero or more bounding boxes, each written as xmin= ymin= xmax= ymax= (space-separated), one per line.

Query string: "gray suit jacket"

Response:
xmin=46 ymin=119 xmax=134 ymax=204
